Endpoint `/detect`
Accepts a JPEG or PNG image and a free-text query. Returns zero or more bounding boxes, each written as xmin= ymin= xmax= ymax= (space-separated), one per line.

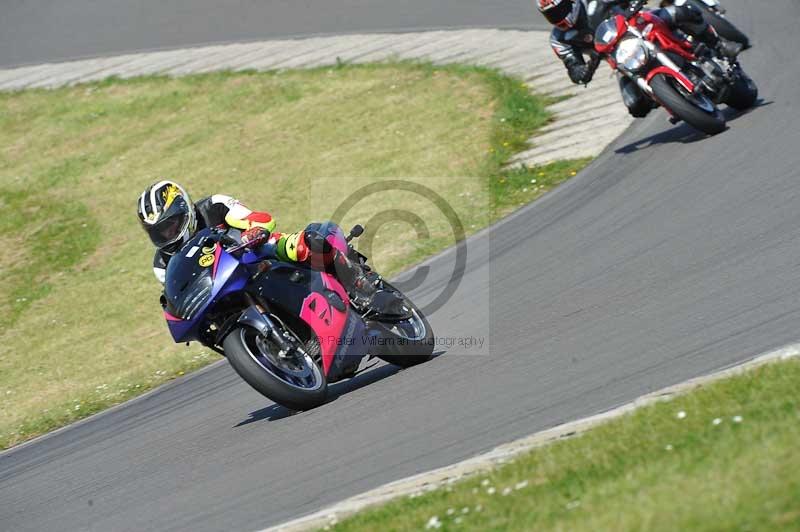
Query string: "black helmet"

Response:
xmin=137 ymin=181 xmax=197 ymax=254
xmin=538 ymin=0 xmax=577 ymax=30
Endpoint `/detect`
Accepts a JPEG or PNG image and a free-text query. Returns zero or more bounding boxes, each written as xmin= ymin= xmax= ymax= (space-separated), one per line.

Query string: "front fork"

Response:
xmin=236 ymin=306 xmax=296 ymax=358
xmin=619 ymin=41 xmax=694 ymax=99
xmin=629 ymin=45 xmax=723 ymax=103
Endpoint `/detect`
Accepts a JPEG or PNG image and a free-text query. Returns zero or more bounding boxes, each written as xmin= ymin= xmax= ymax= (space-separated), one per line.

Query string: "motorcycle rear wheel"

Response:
xmin=692 ymin=1 xmax=751 ymax=48
xmin=650 ymin=74 xmax=726 ymax=135
xmin=371 ymin=282 xmax=435 ymax=368
xmin=224 ymin=326 xmax=328 ymax=411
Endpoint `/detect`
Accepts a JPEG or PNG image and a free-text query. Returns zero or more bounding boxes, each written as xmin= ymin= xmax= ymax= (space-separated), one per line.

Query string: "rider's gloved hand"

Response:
xmin=241 ymin=227 xmax=269 ymax=248
xmin=567 ymin=62 xmax=594 ymax=84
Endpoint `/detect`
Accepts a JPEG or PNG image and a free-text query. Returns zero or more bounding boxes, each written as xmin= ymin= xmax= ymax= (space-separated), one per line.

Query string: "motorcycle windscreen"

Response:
xmin=594 ymin=15 xmax=627 ymax=54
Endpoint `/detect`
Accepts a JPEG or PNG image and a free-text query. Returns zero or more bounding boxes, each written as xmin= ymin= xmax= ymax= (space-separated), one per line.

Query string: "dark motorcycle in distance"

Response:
xmin=659 ymin=0 xmax=750 ymax=48
xmin=595 ymin=0 xmax=758 ymax=135
xmin=161 ymin=223 xmax=434 ymax=411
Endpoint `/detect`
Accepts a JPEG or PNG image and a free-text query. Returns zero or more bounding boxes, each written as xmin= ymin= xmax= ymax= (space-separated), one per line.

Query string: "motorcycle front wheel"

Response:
xmin=371 ymin=281 xmax=435 ymax=368
xmin=650 ymin=74 xmax=726 ymax=135
xmin=223 ymin=325 xmax=328 ymax=411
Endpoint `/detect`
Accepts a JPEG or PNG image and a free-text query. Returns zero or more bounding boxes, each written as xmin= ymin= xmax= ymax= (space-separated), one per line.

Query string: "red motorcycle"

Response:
xmin=595 ymin=0 xmax=757 ymax=135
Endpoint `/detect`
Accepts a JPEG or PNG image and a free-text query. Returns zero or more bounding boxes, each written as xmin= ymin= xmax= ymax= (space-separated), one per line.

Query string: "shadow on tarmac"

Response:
xmin=615 ymin=99 xmax=772 ymax=155
xmin=234 ymin=350 xmax=448 ymax=426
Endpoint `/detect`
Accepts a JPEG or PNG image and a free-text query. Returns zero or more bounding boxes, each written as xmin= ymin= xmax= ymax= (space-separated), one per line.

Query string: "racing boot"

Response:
xmin=716 ymin=38 xmax=744 ymax=59
xmin=696 ymin=25 xmax=742 ymax=58
xmin=333 ymin=250 xmax=381 ymax=310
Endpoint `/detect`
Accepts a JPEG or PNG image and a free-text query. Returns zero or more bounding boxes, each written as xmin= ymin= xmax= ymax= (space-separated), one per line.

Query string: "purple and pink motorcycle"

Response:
xmin=161 ymin=222 xmax=435 ymax=410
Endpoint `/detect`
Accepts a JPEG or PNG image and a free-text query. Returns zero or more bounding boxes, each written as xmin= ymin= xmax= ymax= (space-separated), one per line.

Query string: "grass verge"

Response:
xmin=0 ymin=61 xmax=589 ymax=450
xmin=331 ymin=358 xmax=800 ymax=532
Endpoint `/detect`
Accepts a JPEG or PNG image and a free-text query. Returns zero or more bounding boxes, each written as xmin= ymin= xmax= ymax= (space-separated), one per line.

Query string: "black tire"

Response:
xmin=724 ymin=72 xmax=758 ymax=110
xmin=373 ymin=282 xmax=435 ymax=369
xmin=650 ymin=74 xmax=726 ymax=135
xmin=223 ymin=327 xmax=327 ymax=411
xmin=695 ymin=3 xmax=750 ymax=48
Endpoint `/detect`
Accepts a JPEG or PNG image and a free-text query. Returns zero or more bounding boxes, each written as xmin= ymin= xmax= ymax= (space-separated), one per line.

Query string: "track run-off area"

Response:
xmin=2 ymin=1 xmax=800 ymax=531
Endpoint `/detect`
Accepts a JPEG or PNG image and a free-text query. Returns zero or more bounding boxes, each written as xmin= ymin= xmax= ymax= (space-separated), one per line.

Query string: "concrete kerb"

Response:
xmin=0 ymin=29 xmax=632 ymax=167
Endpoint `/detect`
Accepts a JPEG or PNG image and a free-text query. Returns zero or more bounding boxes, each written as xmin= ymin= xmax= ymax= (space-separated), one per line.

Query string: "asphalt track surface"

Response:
xmin=3 ymin=1 xmax=800 ymax=531
xmin=0 ymin=0 xmax=544 ymax=68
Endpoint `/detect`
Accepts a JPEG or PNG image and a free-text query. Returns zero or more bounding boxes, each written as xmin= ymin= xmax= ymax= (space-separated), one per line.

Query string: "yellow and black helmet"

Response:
xmin=137 ymin=181 xmax=197 ymax=254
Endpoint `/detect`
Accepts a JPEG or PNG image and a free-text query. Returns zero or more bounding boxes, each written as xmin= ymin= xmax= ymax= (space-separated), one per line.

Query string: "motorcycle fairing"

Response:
xmin=595 ymin=14 xmax=629 ymax=55
xmin=166 ymin=245 xmax=248 ymax=343
xmin=594 ymin=8 xmax=699 ymax=95
xmin=299 ymin=273 xmax=367 ymax=377
xmin=164 ymin=227 xmax=372 ymax=381
xmin=250 ymin=263 xmax=369 ymax=380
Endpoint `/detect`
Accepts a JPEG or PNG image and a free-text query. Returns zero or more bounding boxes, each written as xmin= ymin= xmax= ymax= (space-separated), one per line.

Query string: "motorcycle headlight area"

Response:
xmin=615 ymin=38 xmax=649 ymax=71
xmin=173 ymin=274 xmax=213 ymax=320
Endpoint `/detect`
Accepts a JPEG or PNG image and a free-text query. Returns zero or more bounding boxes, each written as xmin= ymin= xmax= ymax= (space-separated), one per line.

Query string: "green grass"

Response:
xmin=0 ymin=62 xmax=589 ymax=450
xmin=0 ymin=188 xmax=100 ymax=326
xmin=332 ymin=359 xmax=800 ymax=532
xmin=491 ymin=159 xmax=592 ymax=215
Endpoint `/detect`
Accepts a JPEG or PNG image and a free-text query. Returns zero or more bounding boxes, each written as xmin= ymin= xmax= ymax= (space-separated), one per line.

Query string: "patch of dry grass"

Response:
xmin=0 ymin=63 xmax=566 ymax=449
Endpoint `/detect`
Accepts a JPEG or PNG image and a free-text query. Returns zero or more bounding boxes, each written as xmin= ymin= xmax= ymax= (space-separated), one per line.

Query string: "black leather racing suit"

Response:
xmin=549 ymin=0 xmax=723 ymax=117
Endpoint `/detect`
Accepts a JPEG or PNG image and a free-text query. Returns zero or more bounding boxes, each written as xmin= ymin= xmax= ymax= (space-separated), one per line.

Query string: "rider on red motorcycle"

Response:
xmin=537 ymin=0 xmax=743 ymax=117
xmin=137 ymin=180 xmax=378 ymax=304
